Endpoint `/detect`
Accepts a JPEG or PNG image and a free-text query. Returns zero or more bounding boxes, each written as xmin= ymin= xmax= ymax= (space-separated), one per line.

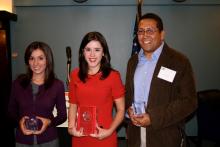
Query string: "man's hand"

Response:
xmin=128 ymin=106 xmax=151 ymax=127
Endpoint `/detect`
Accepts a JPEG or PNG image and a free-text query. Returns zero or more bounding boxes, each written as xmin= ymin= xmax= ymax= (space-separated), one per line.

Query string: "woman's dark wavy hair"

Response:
xmin=18 ymin=41 xmax=55 ymax=89
xmin=78 ymin=31 xmax=112 ymax=82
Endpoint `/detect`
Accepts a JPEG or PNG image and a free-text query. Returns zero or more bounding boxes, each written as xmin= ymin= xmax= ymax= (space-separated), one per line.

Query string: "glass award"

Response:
xmin=132 ymin=101 xmax=146 ymax=115
xmin=24 ymin=117 xmax=41 ymax=131
xmin=76 ymin=106 xmax=96 ymax=135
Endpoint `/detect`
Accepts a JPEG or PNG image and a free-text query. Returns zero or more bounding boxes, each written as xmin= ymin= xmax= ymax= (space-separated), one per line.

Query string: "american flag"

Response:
xmin=131 ymin=0 xmax=143 ymax=55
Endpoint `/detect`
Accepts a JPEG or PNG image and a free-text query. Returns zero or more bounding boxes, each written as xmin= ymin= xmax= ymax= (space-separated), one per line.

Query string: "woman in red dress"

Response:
xmin=68 ymin=31 xmax=125 ymax=147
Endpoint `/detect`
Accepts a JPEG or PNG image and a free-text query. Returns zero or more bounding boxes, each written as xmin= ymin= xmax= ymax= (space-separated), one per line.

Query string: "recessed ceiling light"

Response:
xmin=173 ymin=0 xmax=186 ymax=2
xmin=73 ymin=0 xmax=88 ymax=3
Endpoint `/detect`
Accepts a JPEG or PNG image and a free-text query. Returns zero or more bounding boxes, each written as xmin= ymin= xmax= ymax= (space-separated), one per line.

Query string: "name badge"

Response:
xmin=157 ymin=66 xmax=176 ymax=83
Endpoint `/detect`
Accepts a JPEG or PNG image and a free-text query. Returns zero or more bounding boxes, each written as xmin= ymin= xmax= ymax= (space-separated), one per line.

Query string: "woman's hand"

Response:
xmin=19 ymin=116 xmax=33 ymax=135
xmin=68 ymin=103 xmax=85 ymax=137
xmin=90 ymin=125 xmax=113 ymax=140
xmin=32 ymin=116 xmax=51 ymax=135
xmin=68 ymin=126 xmax=85 ymax=137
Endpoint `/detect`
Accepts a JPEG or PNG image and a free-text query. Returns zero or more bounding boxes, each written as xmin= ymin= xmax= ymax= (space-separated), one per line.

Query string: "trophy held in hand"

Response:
xmin=76 ymin=106 xmax=97 ymax=136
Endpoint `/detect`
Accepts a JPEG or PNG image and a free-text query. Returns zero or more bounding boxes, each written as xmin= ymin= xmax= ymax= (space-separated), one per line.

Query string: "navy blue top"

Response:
xmin=8 ymin=78 xmax=67 ymax=145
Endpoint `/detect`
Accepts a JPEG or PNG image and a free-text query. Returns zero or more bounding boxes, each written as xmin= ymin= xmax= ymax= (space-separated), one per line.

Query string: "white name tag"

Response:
xmin=157 ymin=66 xmax=176 ymax=83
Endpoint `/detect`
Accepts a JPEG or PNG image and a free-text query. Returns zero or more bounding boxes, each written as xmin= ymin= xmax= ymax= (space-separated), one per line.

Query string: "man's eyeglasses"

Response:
xmin=137 ymin=28 xmax=158 ymax=35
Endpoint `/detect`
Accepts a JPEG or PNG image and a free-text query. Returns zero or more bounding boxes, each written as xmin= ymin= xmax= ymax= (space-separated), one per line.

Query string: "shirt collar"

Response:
xmin=138 ymin=41 xmax=164 ymax=62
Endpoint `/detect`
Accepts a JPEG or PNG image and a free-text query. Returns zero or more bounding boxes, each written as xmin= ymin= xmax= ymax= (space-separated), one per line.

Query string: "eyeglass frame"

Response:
xmin=137 ymin=27 xmax=159 ymax=35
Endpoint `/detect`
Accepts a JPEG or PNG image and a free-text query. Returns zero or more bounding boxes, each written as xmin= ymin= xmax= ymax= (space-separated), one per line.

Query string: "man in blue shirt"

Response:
xmin=125 ymin=13 xmax=197 ymax=147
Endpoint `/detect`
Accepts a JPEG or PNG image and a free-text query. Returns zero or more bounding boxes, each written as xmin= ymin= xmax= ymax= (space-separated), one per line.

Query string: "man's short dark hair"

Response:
xmin=139 ymin=13 xmax=163 ymax=32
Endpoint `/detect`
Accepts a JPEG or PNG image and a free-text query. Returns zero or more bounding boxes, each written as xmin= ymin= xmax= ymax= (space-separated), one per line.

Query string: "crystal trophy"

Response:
xmin=132 ymin=101 xmax=146 ymax=115
xmin=76 ymin=106 xmax=96 ymax=135
xmin=24 ymin=117 xmax=41 ymax=131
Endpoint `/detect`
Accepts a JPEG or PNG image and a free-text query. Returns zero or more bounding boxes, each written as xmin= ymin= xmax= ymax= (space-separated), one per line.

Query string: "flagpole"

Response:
xmin=137 ymin=0 xmax=143 ymax=22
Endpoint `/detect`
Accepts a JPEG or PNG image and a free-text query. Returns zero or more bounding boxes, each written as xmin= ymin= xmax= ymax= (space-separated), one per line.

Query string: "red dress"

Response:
xmin=69 ymin=68 xmax=125 ymax=147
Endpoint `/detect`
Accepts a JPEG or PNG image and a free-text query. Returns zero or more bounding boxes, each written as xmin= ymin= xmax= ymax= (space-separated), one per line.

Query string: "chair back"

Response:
xmin=197 ymin=89 xmax=220 ymax=142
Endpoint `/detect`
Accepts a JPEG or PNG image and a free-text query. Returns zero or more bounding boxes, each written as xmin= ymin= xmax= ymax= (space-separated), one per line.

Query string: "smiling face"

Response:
xmin=137 ymin=18 xmax=165 ymax=59
xmin=28 ymin=48 xmax=47 ymax=77
xmin=83 ymin=40 xmax=104 ymax=74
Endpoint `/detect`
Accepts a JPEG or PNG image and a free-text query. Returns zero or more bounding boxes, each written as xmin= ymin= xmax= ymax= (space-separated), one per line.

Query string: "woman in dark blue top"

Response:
xmin=8 ymin=41 xmax=67 ymax=146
